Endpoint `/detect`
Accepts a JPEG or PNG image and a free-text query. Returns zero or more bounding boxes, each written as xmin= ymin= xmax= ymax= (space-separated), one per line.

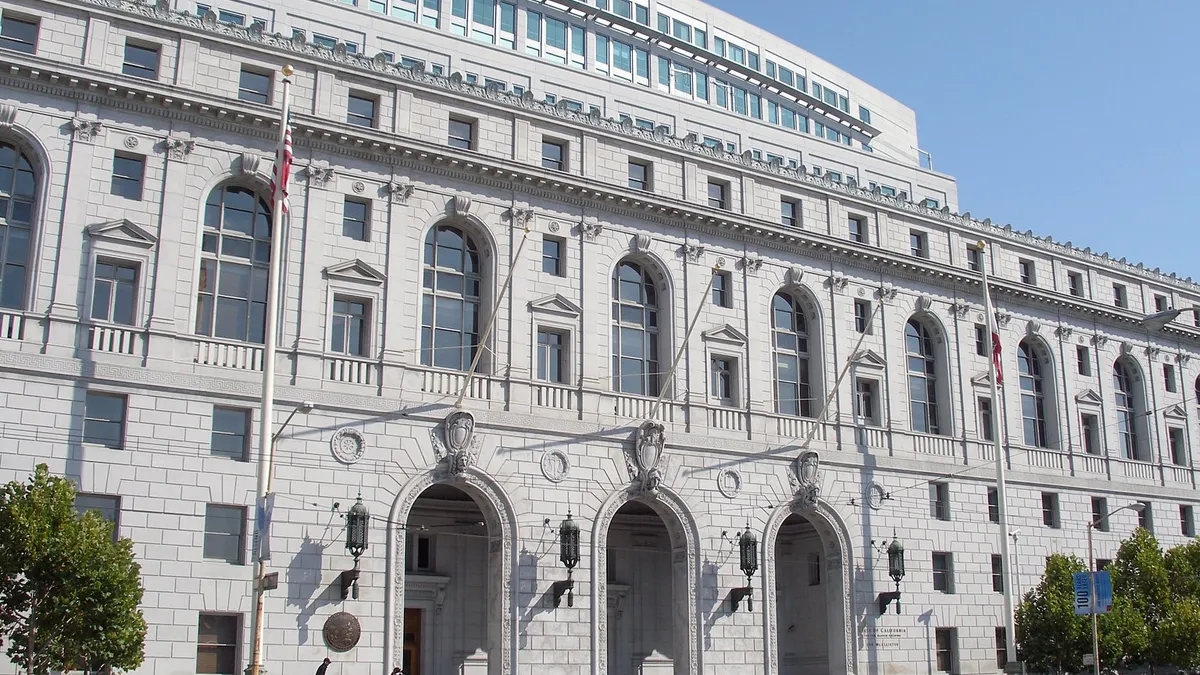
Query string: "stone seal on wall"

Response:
xmin=626 ymin=420 xmax=667 ymax=498
xmin=788 ymin=451 xmax=821 ymax=510
xmin=323 ymin=611 xmax=361 ymax=652
xmin=539 ymin=450 xmax=570 ymax=483
xmin=330 ymin=428 xmax=366 ymax=465
xmin=430 ymin=410 xmax=479 ymax=476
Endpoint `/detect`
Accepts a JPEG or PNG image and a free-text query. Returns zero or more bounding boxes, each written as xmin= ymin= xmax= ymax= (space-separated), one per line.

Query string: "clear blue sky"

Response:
xmin=706 ymin=0 xmax=1200 ymax=281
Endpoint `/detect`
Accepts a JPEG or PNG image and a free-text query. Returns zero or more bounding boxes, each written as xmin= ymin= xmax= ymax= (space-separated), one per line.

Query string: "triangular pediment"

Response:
xmin=1076 ymin=389 xmax=1103 ymax=406
xmin=528 ymin=293 xmax=582 ymax=318
xmin=86 ymin=218 xmax=157 ymax=248
xmin=970 ymin=372 xmax=992 ymax=387
xmin=849 ymin=349 xmax=886 ymax=369
xmin=1163 ymin=403 xmax=1188 ymax=420
xmin=323 ymin=259 xmax=386 ymax=285
xmin=701 ymin=324 xmax=747 ymax=345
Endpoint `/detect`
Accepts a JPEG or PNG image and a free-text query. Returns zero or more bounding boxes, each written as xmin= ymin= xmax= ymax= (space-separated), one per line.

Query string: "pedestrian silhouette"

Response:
xmin=315 ymin=657 xmax=331 ymax=675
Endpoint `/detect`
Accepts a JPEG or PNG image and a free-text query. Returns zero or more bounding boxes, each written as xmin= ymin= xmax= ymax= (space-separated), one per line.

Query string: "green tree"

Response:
xmin=0 ymin=464 xmax=146 ymax=674
xmin=1164 ymin=537 xmax=1200 ymax=603
xmin=1109 ymin=527 xmax=1170 ymax=667
xmin=1015 ymin=553 xmax=1090 ymax=673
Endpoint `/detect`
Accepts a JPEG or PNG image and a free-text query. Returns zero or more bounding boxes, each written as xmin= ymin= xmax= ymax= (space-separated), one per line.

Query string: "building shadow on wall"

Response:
xmin=918 ymin=609 xmax=934 ymax=675
xmin=288 ymin=533 xmax=332 ymax=645
xmin=700 ymin=559 xmax=722 ymax=650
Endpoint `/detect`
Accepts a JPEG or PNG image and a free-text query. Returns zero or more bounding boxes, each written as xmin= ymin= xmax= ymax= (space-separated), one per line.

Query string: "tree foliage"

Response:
xmin=0 ymin=464 xmax=146 ymax=674
xmin=1015 ymin=553 xmax=1090 ymax=673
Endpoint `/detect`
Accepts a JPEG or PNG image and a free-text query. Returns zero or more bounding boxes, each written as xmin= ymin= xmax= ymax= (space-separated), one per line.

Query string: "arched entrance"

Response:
xmin=386 ymin=469 xmax=518 ymax=675
xmin=762 ymin=502 xmax=854 ymax=675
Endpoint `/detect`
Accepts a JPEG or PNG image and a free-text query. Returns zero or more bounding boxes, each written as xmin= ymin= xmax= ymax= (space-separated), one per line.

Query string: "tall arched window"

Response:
xmin=0 ymin=142 xmax=38 ymax=310
xmin=612 ymin=260 xmax=660 ymax=395
xmin=772 ymin=292 xmax=812 ymax=417
xmin=420 ymin=224 xmax=482 ymax=371
xmin=1113 ymin=359 xmax=1144 ymax=460
xmin=906 ymin=319 xmax=940 ymax=434
xmin=1018 ymin=340 xmax=1048 ymax=447
xmin=196 ymin=185 xmax=272 ymax=343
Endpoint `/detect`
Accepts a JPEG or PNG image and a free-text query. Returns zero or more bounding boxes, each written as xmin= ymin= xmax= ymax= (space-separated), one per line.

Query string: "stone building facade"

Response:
xmin=0 ymin=1 xmax=1197 ymax=675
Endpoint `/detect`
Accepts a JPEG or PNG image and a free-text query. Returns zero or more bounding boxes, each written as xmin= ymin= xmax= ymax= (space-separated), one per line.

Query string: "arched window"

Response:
xmin=1018 ymin=340 xmax=1048 ymax=447
xmin=906 ymin=319 xmax=940 ymax=434
xmin=196 ymin=185 xmax=272 ymax=343
xmin=612 ymin=260 xmax=660 ymax=395
xmin=0 ymin=142 xmax=38 ymax=310
xmin=1113 ymin=360 xmax=1144 ymax=460
xmin=772 ymin=292 xmax=812 ymax=417
xmin=420 ymin=225 xmax=482 ymax=371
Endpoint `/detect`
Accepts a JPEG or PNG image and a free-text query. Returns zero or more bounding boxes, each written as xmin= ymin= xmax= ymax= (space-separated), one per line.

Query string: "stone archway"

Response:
xmin=591 ymin=487 xmax=701 ymax=675
xmin=762 ymin=500 xmax=856 ymax=675
xmin=385 ymin=467 xmax=519 ymax=675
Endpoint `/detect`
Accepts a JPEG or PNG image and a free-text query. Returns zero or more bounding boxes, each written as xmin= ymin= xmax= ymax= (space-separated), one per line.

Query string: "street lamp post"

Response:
xmin=1086 ymin=501 xmax=1145 ymax=675
xmin=1141 ymin=306 xmax=1200 ymax=332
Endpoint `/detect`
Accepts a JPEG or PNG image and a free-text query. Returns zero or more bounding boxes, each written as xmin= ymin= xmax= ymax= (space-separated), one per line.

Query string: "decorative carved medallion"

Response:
xmin=123 ymin=136 xmax=139 ymax=149
xmin=164 ymin=135 xmax=196 ymax=161
xmin=307 ymin=164 xmax=335 ymax=186
xmin=581 ymin=219 xmax=604 ymax=240
xmin=866 ymin=482 xmax=887 ymax=510
xmin=539 ymin=450 xmax=569 ymax=483
xmin=71 ymin=117 xmax=103 ymax=143
xmin=741 ymin=255 xmax=763 ymax=274
xmin=787 ymin=451 xmax=821 ymax=510
xmin=451 ymin=194 xmax=472 ymax=216
xmin=681 ymin=244 xmax=705 ymax=262
xmin=323 ymin=611 xmax=361 ymax=652
xmin=548 ymin=221 xmax=560 ymax=233
xmin=430 ymin=410 xmax=480 ymax=476
xmin=716 ymin=468 xmax=742 ymax=499
xmin=352 ymin=181 xmax=365 ymax=194
xmin=330 ymin=427 xmax=366 ymax=464
xmin=625 ymin=421 xmax=666 ymax=498
xmin=0 ymin=103 xmax=16 ymax=129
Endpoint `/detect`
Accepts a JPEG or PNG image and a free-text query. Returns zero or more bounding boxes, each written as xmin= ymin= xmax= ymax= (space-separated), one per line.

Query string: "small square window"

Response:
xmin=238 ymin=66 xmax=271 ymax=104
xmin=111 ymin=153 xmax=145 ymax=201
xmin=1155 ymin=294 xmax=1169 ymax=312
xmin=780 ymin=198 xmax=799 ymax=228
xmin=966 ymin=246 xmax=981 ymax=272
xmin=203 ymin=504 xmax=245 ymax=564
xmin=84 ymin=391 xmax=126 ymax=449
xmin=330 ymin=296 xmax=369 ymax=357
xmin=1041 ymin=492 xmax=1060 ymax=528
xmin=1168 ymin=427 xmax=1187 ymax=466
xmin=991 ymin=554 xmax=1004 ymax=593
xmin=854 ymin=299 xmax=871 ymax=334
xmin=1019 ymin=259 xmax=1035 ymax=285
xmin=1165 ymin=363 xmax=1178 ymax=392
xmin=347 ymin=92 xmax=378 ymax=127
xmin=711 ymin=270 xmax=731 ymax=308
xmin=628 ymin=159 xmax=651 ymax=191
xmin=342 ymin=197 xmax=370 ymax=241
xmin=1138 ymin=502 xmax=1153 ymax=532
xmin=707 ymin=179 xmax=728 ymax=210
xmin=1113 ymin=283 xmax=1128 ymax=308
xmin=932 ymin=552 xmax=953 ymax=593
xmin=930 ymin=482 xmax=950 ymax=521
xmin=122 ymin=40 xmax=160 ymax=79
xmin=995 ymin=627 xmax=1008 ymax=668
xmin=542 ymin=236 xmax=565 ymax=276
xmin=448 ymin=117 xmax=475 ymax=150
xmin=536 ymin=328 xmax=568 ymax=384
xmin=541 ymin=139 xmax=566 ymax=171
xmin=935 ymin=628 xmax=956 ymax=672
xmin=406 ymin=533 xmax=436 ymax=572
xmin=807 ymin=552 xmax=821 ymax=586
xmin=1068 ymin=271 xmax=1084 ymax=297
xmin=1082 ymin=414 xmax=1100 ymax=455
xmin=710 ymin=355 xmax=736 ymax=406
xmin=210 ymin=407 xmax=251 ymax=461
xmin=987 ymin=487 xmax=999 ymax=523
xmin=848 ymin=216 xmax=867 ymax=243
xmin=74 ymin=493 xmax=121 ymax=542
xmin=1182 ymin=505 xmax=1195 ymax=538
xmin=197 ymin=614 xmax=240 ymax=675
xmin=91 ymin=260 xmax=138 ymax=326
xmin=0 ymin=14 xmax=38 ymax=54
xmin=1077 ymin=345 xmax=1091 ymax=376
xmin=909 ymin=230 xmax=927 ymax=258
xmin=1091 ymin=497 xmax=1109 ymax=531
xmin=974 ymin=324 xmax=987 ymax=357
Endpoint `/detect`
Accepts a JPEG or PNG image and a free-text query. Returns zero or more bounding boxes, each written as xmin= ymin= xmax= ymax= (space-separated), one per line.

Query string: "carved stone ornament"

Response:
xmin=581 ymin=219 xmax=604 ymax=240
xmin=323 ymin=611 xmax=362 ymax=653
xmin=625 ymin=421 xmax=667 ymax=498
xmin=787 ymin=451 xmax=821 ymax=510
xmin=1120 ymin=341 xmax=1135 ymax=355
xmin=330 ymin=427 xmax=366 ymax=464
xmin=716 ymin=468 xmax=742 ymax=499
xmin=877 ymin=283 xmax=899 ymax=301
xmin=1056 ymin=324 xmax=1074 ymax=339
xmin=633 ymin=233 xmax=651 ymax=251
xmin=508 ymin=207 xmax=533 ymax=229
xmin=239 ymin=152 xmax=261 ymax=176
xmin=352 ymin=180 xmax=365 ymax=194
xmin=994 ymin=311 xmax=1013 ymax=329
xmin=307 ymin=163 xmax=335 ymax=186
xmin=1027 ymin=319 xmax=1042 ymax=335
xmin=949 ymin=301 xmax=971 ymax=318
xmin=681 ymin=244 xmax=705 ymax=262
xmin=788 ymin=266 xmax=804 ymax=286
xmin=430 ymin=410 xmax=480 ymax=476
xmin=451 ymin=194 xmax=472 ymax=216
xmin=914 ymin=295 xmax=934 ymax=313
xmin=866 ymin=482 xmax=887 ymax=511
xmin=1145 ymin=345 xmax=1162 ymax=360
xmin=71 ymin=117 xmax=103 ymax=143
xmin=1178 ymin=354 xmax=1191 ymax=367
xmin=123 ymin=136 xmax=139 ymax=149
xmin=829 ymin=273 xmax=849 ymax=292
xmin=164 ymin=135 xmax=196 ymax=161
xmin=384 ymin=181 xmax=415 ymax=203
xmin=741 ymin=255 xmax=763 ymax=274
xmin=539 ymin=450 xmax=570 ymax=483
xmin=1094 ymin=334 xmax=1109 ymax=349
xmin=0 ymin=103 xmax=16 ymax=129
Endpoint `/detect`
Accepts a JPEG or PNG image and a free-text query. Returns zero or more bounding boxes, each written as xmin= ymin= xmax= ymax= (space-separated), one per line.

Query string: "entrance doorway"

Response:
xmin=403 ymin=608 xmax=422 ymax=675
xmin=774 ymin=513 xmax=829 ymax=675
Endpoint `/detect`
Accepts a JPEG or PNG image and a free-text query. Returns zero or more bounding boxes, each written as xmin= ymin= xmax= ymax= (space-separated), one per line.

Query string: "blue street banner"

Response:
xmin=1093 ymin=570 xmax=1113 ymax=614
xmin=1072 ymin=571 xmax=1113 ymax=615
xmin=1073 ymin=572 xmax=1091 ymax=615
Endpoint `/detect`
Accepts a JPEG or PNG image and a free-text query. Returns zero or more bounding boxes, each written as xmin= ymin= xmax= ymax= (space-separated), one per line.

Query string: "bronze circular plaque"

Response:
xmin=323 ymin=611 xmax=361 ymax=653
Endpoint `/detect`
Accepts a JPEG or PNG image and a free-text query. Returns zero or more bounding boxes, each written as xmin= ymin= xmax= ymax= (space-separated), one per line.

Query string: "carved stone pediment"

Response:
xmin=1075 ymin=389 xmax=1103 ymax=406
xmin=1163 ymin=403 xmax=1187 ymax=420
xmin=849 ymin=349 xmax=886 ymax=369
xmin=86 ymin=219 xmax=158 ymax=249
xmin=323 ymin=259 xmax=386 ymax=285
xmin=701 ymin=324 xmax=747 ymax=346
xmin=970 ymin=372 xmax=992 ymax=388
xmin=527 ymin=293 xmax=582 ymax=319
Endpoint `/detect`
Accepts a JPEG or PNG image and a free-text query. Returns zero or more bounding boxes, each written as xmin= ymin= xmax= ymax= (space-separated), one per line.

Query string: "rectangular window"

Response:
xmin=854 ymin=299 xmax=871 ymax=334
xmin=1092 ymin=497 xmax=1109 ymax=531
xmin=541 ymin=139 xmax=566 ymax=171
xmin=330 ymin=297 xmax=369 ymax=357
xmin=1113 ymin=283 xmax=1128 ymax=308
xmin=542 ymin=236 xmax=564 ymax=276
xmin=995 ymin=627 xmax=1008 ymax=668
xmin=197 ymin=614 xmax=240 ymax=675
xmin=110 ymin=153 xmax=145 ymax=200
xmin=807 ymin=552 xmax=821 ymax=585
xmin=122 ymin=40 xmax=160 ymax=79
xmin=1068 ymin=271 xmax=1084 ymax=297
xmin=536 ymin=328 xmax=567 ymax=384
xmin=1182 ymin=505 xmax=1195 ymax=537
xmin=203 ymin=504 xmax=245 ymax=565
xmin=932 ymin=552 xmax=953 ymax=593
xmin=991 ymin=554 xmax=1004 ymax=593
xmin=1019 ymin=259 xmax=1035 ymax=285
xmin=628 ymin=159 xmax=651 ymax=191
xmin=711 ymin=270 xmax=731 ymax=308
xmin=1155 ymin=294 xmax=1169 ymax=312
xmin=966 ymin=246 xmax=981 ymax=272
xmin=210 ymin=406 xmax=250 ymax=461
xmin=238 ymin=66 xmax=271 ymax=104
xmin=342 ymin=198 xmax=369 ymax=241
xmin=1138 ymin=501 xmax=1153 ymax=532
xmin=406 ymin=533 xmax=435 ymax=571
xmin=1164 ymin=364 xmax=1178 ymax=392
xmin=1042 ymin=492 xmax=1060 ymax=528
xmin=0 ymin=14 xmax=38 ymax=54
xmin=1077 ymin=345 xmax=1092 ymax=375
xmin=1168 ymin=427 xmax=1187 ymax=466
xmin=909 ymin=230 xmax=928 ymax=258
xmin=935 ymin=628 xmax=955 ymax=673
xmin=448 ymin=117 xmax=475 ymax=149
xmin=74 ymin=493 xmax=121 ymax=542
xmin=848 ymin=216 xmax=867 ymax=243
xmin=854 ymin=379 xmax=877 ymax=426
xmin=921 ymin=197 xmax=940 ymax=209
xmin=347 ymin=92 xmax=377 ymax=127
xmin=707 ymin=180 xmax=728 ymax=210
xmin=974 ymin=324 xmax=988 ymax=357
xmin=1082 ymin=414 xmax=1100 ymax=455
xmin=91 ymin=260 xmax=138 ymax=325
xmin=780 ymin=198 xmax=798 ymax=228
xmin=84 ymin=392 xmax=126 ymax=449
xmin=1097 ymin=558 xmax=1111 ymax=571
xmin=930 ymin=482 xmax=950 ymax=521
xmin=978 ymin=397 xmax=994 ymax=442
xmin=987 ymin=487 xmax=999 ymax=523
xmin=711 ymin=356 xmax=735 ymax=405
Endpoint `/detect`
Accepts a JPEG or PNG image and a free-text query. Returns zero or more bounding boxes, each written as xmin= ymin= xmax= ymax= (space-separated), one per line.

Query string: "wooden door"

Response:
xmin=403 ymin=608 xmax=422 ymax=675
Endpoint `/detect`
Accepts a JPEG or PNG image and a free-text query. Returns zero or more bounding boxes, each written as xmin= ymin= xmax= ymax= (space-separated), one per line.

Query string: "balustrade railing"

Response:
xmin=194 ymin=338 xmax=263 ymax=371
xmin=88 ymin=324 xmax=139 ymax=355
xmin=0 ymin=310 xmax=24 ymax=341
xmin=326 ymin=356 xmax=374 ymax=385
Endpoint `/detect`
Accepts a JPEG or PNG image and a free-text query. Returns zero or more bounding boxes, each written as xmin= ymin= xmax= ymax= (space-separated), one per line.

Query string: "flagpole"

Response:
xmin=247 ymin=63 xmax=292 ymax=675
xmin=979 ymin=241 xmax=1017 ymax=666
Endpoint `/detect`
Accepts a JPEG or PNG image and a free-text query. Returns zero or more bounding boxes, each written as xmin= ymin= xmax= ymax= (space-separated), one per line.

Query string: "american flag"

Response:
xmin=269 ymin=112 xmax=293 ymax=212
